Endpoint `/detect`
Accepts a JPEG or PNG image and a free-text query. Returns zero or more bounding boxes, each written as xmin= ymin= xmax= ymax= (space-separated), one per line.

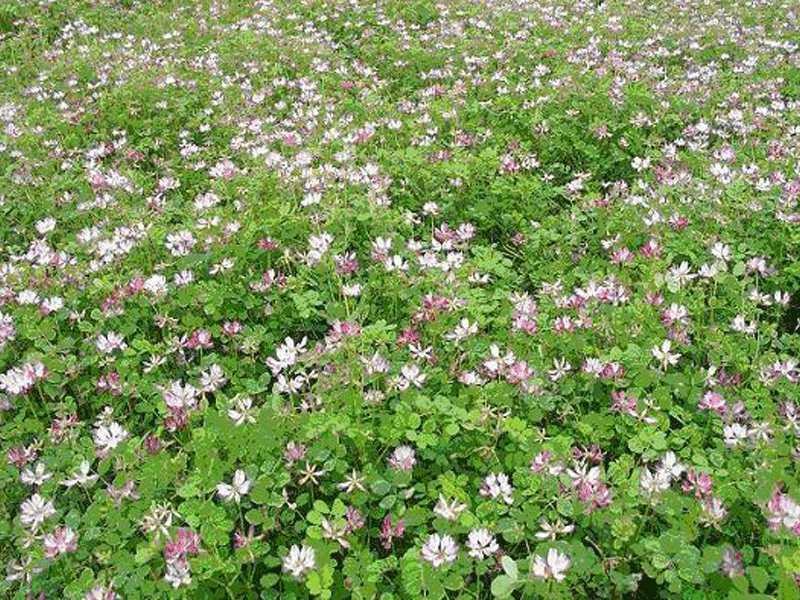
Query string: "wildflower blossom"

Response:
xmin=20 ymin=493 xmax=56 ymax=530
xmin=20 ymin=462 xmax=53 ymax=486
xmin=480 ymin=473 xmax=514 ymax=505
xmin=421 ymin=533 xmax=458 ymax=568
xmin=433 ymin=494 xmax=467 ymax=521
xmin=43 ymin=526 xmax=78 ymax=558
xmin=466 ymin=529 xmax=499 ymax=560
xmin=388 ymin=445 xmax=416 ymax=471
xmin=380 ymin=514 xmax=405 ymax=549
xmin=61 ymin=460 xmax=99 ymax=488
xmin=531 ymin=548 xmax=571 ymax=582
xmin=283 ymin=544 xmax=316 ymax=579
xmin=217 ymin=470 xmax=252 ymax=504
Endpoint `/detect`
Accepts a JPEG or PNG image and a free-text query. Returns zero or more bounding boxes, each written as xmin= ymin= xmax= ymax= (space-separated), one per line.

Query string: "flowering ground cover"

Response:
xmin=1 ymin=0 xmax=800 ymax=598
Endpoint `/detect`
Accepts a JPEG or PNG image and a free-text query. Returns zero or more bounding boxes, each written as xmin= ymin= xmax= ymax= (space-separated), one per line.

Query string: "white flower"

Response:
xmin=266 ymin=336 xmax=307 ymax=375
xmin=398 ymin=364 xmax=426 ymax=390
xmin=95 ymin=332 xmax=126 ymax=355
xmin=200 ymin=364 xmax=226 ymax=392
xmin=93 ymin=422 xmax=129 ymax=457
xmin=548 ymin=357 xmax=572 ymax=381
xmin=640 ymin=468 xmax=671 ymax=497
xmin=143 ymin=274 xmax=168 ymax=295
xmin=20 ymin=462 xmax=53 ymax=486
xmin=40 ymin=296 xmax=64 ymax=313
xmin=61 ymin=460 xmax=99 ymax=488
xmin=422 ymin=201 xmax=440 ymax=216
xmin=342 ymin=283 xmax=362 ymax=297
xmin=217 ymin=469 xmax=252 ymax=504
xmin=443 ymin=318 xmax=478 ymax=343
xmin=282 ymin=544 xmax=316 ymax=579
xmin=372 ymin=237 xmax=393 ymax=256
xmin=174 ymin=269 xmax=195 ymax=287
xmin=723 ymin=423 xmax=749 ymax=448
xmin=698 ymin=263 xmax=719 ymax=278
xmin=20 ymin=493 xmax=56 ymax=530
xmin=17 ymin=290 xmax=40 ymax=305
xmin=164 ymin=557 xmax=192 ymax=588
xmin=420 ymin=533 xmax=458 ymax=568
xmin=321 ymin=518 xmax=350 ymax=548
xmin=699 ymin=496 xmax=728 ymax=527
xmin=138 ymin=502 xmax=178 ymax=541
xmin=658 ymin=451 xmax=685 ymax=480
xmin=566 ymin=462 xmax=601 ymax=489
xmin=667 ymin=261 xmax=696 ymax=288
xmin=388 ymin=445 xmax=416 ymax=471
xmin=35 ymin=218 xmax=56 ymax=235
xmin=466 ymin=528 xmax=498 ymax=560
xmin=710 ymin=242 xmax=731 ymax=262
xmin=730 ymin=315 xmax=757 ymax=335
xmin=337 ymin=469 xmax=367 ymax=494
xmin=631 ymin=156 xmax=650 ymax=172
xmin=384 ymin=254 xmax=409 ymax=272
xmin=228 ymin=396 xmax=257 ymax=426
xmin=83 ymin=584 xmax=118 ymax=600
xmin=535 ymin=519 xmax=575 ymax=540
xmin=531 ymin=548 xmax=571 ymax=582
xmin=651 ymin=339 xmax=681 ymax=369
xmin=433 ymin=494 xmax=467 ymax=521
xmin=165 ymin=230 xmax=196 ymax=256
xmin=162 ymin=380 xmax=198 ymax=410
xmin=480 ymin=473 xmax=514 ymax=505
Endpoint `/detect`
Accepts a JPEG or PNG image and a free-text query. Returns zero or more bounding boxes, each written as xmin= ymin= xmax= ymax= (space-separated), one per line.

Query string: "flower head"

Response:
xmin=283 ymin=544 xmax=316 ymax=579
xmin=433 ymin=494 xmax=467 ymax=521
xmin=466 ymin=528 xmax=499 ymax=560
xmin=480 ymin=473 xmax=514 ymax=504
xmin=388 ymin=445 xmax=416 ymax=471
xmin=421 ymin=533 xmax=458 ymax=568
xmin=20 ymin=493 xmax=56 ymax=530
xmin=217 ymin=469 xmax=252 ymax=504
xmin=43 ymin=526 xmax=78 ymax=558
xmin=531 ymin=548 xmax=571 ymax=582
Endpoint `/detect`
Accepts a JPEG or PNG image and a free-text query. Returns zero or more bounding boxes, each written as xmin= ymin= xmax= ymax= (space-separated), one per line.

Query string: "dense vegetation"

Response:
xmin=1 ymin=0 xmax=800 ymax=598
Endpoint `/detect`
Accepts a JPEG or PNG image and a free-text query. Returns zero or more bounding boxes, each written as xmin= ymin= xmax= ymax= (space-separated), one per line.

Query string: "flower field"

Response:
xmin=1 ymin=0 xmax=800 ymax=598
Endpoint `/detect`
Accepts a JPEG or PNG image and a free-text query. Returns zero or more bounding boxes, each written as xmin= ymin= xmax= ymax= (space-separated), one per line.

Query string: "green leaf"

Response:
xmin=501 ymin=556 xmax=518 ymax=581
xmin=307 ymin=570 xmax=322 ymax=595
xmin=491 ymin=575 xmax=515 ymax=598
xmin=372 ymin=479 xmax=391 ymax=496
xmin=731 ymin=576 xmax=749 ymax=593
xmin=747 ymin=566 xmax=769 ymax=593
xmin=250 ymin=477 xmax=271 ymax=504
xmin=401 ymin=549 xmax=423 ymax=598
xmin=134 ymin=545 xmax=156 ymax=565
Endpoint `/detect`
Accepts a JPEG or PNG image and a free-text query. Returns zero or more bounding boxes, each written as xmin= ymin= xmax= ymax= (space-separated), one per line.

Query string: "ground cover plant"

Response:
xmin=1 ymin=0 xmax=800 ymax=598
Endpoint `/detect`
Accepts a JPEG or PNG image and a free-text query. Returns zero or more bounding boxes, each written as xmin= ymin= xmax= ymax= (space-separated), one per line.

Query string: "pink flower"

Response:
xmin=380 ymin=515 xmax=405 ymax=550
xmin=284 ymin=442 xmax=307 ymax=468
xmin=6 ymin=445 xmax=35 ymax=469
xmin=222 ymin=320 xmax=242 ymax=335
xmin=164 ymin=528 xmax=201 ymax=561
xmin=43 ymin=526 xmax=78 ymax=558
xmin=720 ymin=548 xmax=745 ymax=577
xmin=682 ymin=470 xmax=713 ymax=498
xmin=344 ymin=507 xmax=365 ymax=533
xmin=698 ymin=391 xmax=727 ymax=415
xmin=767 ymin=490 xmax=800 ymax=535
